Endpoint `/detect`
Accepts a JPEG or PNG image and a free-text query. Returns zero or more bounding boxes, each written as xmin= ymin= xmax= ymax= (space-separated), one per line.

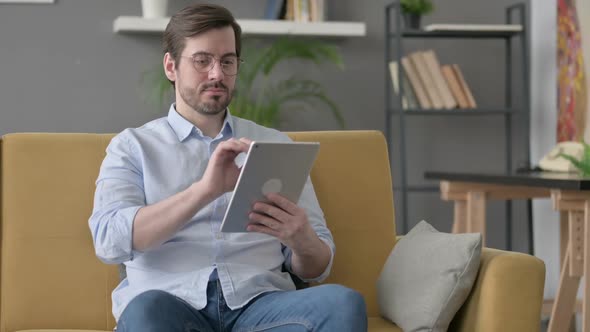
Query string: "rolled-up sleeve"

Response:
xmin=89 ymin=133 xmax=145 ymax=264
xmin=282 ymin=177 xmax=335 ymax=283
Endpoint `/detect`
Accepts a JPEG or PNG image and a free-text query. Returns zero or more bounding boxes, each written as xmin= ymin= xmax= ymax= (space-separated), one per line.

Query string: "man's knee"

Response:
xmin=117 ymin=290 xmax=179 ymax=331
xmin=125 ymin=289 xmax=176 ymax=316
xmin=304 ymin=285 xmax=367 ymax=331
xmin=317 ymin=284 xmax=366 ymax=314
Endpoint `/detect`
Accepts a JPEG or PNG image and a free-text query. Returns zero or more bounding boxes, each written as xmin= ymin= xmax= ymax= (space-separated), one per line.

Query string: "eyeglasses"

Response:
xmin=181 ymin=54 xmax=243 ymax=76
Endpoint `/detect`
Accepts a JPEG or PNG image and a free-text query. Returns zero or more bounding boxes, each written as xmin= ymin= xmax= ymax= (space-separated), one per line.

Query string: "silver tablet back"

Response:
xmin=220 ymin=141 xmax=319 ymax=232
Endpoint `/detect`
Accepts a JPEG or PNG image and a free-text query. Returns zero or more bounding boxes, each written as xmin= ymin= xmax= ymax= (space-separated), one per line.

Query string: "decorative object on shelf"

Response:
xmin=399 ymin=0 xmax=433 ymax=29
xmin=141 ymin=0 xmax=168 ymax=19
xmin=141 ymin=37 xmax=345 ymax=129
xmin=539 ymin=141 xmax=584 ymax=172
xmin=559 ymin=141 xmax=590 ymax=176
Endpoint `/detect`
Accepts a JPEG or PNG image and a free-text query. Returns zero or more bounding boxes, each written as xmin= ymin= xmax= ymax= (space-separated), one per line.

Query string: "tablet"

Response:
xmin=220 ymin=141 xmax=320 ymax=232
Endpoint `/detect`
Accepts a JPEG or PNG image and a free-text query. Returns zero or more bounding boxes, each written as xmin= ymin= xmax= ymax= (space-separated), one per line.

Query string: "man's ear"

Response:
xmin=163 ymin=53 xmax=177 ymax=83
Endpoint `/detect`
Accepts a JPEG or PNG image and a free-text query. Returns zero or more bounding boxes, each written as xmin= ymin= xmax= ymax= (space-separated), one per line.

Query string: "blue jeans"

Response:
xmin=116 ymin=279 xmax=367 ymax=332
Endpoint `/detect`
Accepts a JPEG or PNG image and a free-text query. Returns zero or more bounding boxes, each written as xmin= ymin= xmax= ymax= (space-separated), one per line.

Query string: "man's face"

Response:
xmin=166 ymin=26 xmax=237 ymax=116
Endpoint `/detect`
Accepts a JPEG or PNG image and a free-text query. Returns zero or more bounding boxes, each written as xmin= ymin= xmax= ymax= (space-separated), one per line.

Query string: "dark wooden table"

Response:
xmin=425 ymin=171 xmax=590 ymax=332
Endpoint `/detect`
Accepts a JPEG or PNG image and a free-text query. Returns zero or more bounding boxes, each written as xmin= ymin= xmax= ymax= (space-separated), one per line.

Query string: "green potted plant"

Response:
xmin=141 ymin=37 xmax=345 ymax=129
xmin=560 ymin=141 xmax=590 ymax=177
xmin=400 ymin=0 xmax=434 ymax=30
xmin=231 ymin=37 xmax=344 ymax=128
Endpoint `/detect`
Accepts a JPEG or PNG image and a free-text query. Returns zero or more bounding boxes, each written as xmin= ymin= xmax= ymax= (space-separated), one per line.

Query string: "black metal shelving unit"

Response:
xmin=385 ymin=2 xmax=530 ymax=251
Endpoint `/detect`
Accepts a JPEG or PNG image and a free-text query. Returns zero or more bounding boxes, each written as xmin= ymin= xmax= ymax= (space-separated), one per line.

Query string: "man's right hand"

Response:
xmin=130 ymin=137 xmax=251 ymax=251
xmin=200 ymin=138 xmax=252 ymax=199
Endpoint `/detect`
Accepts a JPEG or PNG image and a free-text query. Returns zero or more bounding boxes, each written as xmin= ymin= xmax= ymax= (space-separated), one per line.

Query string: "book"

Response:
xmin=389 ymin=61 xmax=418 ymax=109
xmin=401 ymin=57 xmax=431 ymax=109
xmin=298 ymin=0 xmax=310 ymax=22
xmin=309 ymin=0 xmax=326 ymax=22
xmin=278 ymin=0 xmax=288 ymax=19
xmin=317 ymin=0 xmax=326 ymax=21
xmin=441 ymin=65 xmax=469 ymax=108
xmin=410 ymin=52 xmax=444 ymax=109
xmin=285 ymin=0 xmax=294 ymax=20
xmin=424 ymin=24 xmax=523 ymax=32
xmin=401 ymin=71 xmax=418 ymax=109
xmin=309 ymin=0 xmax=318 ymax=22
xmin=451 ymin=64 xmax=477 ymax=108
xmin=389 ymin=61 xmax=408 ymax=109
xmin=421 ymin=50 xmax=457 ymax=109
xmin=264 ymin=0 xmax=285 ymax=20
xmin=293 ymin=0 xmax=301 ymax=21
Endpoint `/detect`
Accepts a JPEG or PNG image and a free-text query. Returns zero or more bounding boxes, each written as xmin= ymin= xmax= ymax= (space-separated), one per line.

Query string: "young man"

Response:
xmin=89 ymin=3 xmax=367 ymax=332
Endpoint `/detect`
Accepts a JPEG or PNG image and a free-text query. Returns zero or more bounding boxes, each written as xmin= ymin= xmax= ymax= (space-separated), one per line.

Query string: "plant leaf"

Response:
xmin=258 ymin=38 xmax=343 ymax=76
xmin=581 ymin=140 xmax=590 ymax=165
xmin=560 ymin=152 xmax=590 ymax=176
xmin=140 ymin=63 xmax=173 ymax=109
xmin=267 ymin=77 xmax=345 ymax=127
xmin=232 ymin=39 xmax=345 ymax=128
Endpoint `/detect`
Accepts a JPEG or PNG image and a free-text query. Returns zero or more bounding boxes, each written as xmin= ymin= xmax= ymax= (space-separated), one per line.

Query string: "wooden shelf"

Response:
xmin=391 ymin=29 xmax=522 ymax=39
xmin=388 ymin=108 xmax=518 ymax=115
xmin=113 ymin=17 xmax=366 ymax=37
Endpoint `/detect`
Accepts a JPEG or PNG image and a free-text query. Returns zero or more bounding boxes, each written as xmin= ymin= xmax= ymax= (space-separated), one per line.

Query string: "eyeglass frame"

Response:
xmin=179 ymin=52 xmax=244 ymax=76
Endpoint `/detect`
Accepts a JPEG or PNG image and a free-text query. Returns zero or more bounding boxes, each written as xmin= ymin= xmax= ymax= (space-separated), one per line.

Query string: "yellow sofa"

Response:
xmin=0 ymin=131 xmax=544 ymax=332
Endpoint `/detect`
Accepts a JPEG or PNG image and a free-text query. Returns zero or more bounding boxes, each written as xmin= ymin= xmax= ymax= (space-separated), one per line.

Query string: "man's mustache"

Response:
xmin=201 ymin=82 xmax=228 ymax=92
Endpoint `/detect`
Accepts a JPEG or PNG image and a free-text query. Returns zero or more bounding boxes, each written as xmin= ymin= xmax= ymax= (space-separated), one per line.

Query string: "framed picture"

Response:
xmin=557 ymin=0 xmax=588 ymax=142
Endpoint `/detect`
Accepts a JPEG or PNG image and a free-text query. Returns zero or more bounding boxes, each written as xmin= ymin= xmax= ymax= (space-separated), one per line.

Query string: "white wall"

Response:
xmin=531 ymin=0 xmax=558 ymax=300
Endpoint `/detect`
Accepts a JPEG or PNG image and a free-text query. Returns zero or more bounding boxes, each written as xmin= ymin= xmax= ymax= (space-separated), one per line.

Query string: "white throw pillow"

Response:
xmin=377 ymin=220 xmax=482 ymax=332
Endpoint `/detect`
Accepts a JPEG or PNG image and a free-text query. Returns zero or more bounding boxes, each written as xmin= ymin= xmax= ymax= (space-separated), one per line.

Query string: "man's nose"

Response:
xmin=208 ymin=61 xmax=225 ymax=80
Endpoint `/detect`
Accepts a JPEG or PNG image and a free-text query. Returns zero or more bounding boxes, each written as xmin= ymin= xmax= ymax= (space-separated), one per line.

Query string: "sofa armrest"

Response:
xmin=450 ymin=247 xmax=545 ymax=332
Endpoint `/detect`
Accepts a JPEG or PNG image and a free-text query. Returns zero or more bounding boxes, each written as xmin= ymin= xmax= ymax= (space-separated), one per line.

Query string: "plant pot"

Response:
xmin=141 ymin=0 xmax=168 ymax=18
xmin=402 ymin=13 xmax=421 ymax=30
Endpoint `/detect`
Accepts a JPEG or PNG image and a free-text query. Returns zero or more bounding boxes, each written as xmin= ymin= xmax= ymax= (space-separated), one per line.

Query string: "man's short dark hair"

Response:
xmin=163 ymin=3 xmax=242 ymax=66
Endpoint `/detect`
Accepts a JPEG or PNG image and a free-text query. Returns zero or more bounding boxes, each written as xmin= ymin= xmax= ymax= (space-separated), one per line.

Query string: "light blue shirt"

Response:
xmin=89 ymin=105 xmax=335 ymax=320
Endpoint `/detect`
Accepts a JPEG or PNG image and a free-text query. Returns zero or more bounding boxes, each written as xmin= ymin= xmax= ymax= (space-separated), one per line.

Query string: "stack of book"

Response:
xmin=388 ymin=50 xmax=477 ymax=110
xmin=265 ymin=0 xmax=326 ymax=22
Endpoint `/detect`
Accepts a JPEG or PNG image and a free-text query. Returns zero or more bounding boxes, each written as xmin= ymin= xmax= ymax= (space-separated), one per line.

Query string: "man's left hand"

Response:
xmin=247 ymin=193 xmax=317 ymax=252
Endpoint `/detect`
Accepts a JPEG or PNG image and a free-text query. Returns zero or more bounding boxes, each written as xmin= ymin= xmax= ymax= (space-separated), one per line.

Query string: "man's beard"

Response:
xmin=179 ymin=81 xmax=233 ymax=116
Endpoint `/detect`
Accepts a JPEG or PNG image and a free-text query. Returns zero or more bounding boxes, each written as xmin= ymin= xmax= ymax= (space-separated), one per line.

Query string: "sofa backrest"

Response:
xmin=288 ymin=131 xmax=396 ymax=317
xmin=0 ymin=130 xmax=396 ymax=330
xmin=1 ymin=133 xmax=118 ymax=332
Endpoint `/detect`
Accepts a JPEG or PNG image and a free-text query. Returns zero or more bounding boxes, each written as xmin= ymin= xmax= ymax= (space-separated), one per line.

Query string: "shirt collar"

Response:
xmin=224 ymin=109 xmax=235 ymax=135
xmin=167 ymin=104 xmax=235 ymax=142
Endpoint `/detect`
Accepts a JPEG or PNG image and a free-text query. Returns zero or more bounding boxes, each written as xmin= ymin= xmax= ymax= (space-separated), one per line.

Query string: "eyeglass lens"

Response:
xmin=193 ymin=54 xmax=239 ymax=75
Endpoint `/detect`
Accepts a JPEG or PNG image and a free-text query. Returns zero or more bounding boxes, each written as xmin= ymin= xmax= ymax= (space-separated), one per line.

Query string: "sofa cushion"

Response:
xmin=376 ymin=220 xmax=482 ymax=332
